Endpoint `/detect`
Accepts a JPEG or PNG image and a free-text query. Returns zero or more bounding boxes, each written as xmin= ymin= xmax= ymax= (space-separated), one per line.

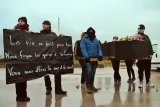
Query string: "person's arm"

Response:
xmin=74 ymin=41 xmax=78 ymax=60
xmin=80 ymin=38 xmax=89 ymax=59
xmin=74 ymin=42 xmax=77 ymax=56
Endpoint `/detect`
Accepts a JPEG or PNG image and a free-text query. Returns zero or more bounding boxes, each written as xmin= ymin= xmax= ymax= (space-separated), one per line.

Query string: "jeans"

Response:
xmin=137 ymin=59 xmax=151 ymax=83
xmin=79 ymin=59 xmax=85 ymax=84
xmin=85 ymin=61 xmax=98 ymax=86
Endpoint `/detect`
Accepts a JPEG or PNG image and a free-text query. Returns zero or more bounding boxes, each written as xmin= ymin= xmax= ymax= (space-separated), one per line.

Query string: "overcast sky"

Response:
xmin=0 ymin=0 xmax=160 ymax=56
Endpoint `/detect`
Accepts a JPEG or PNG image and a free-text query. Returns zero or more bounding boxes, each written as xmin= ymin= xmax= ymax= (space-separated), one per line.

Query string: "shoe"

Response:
xmin=127 ymin=78 xmax=132 ymax=83
xmin=131 ymin=77 xmax=136 ymax=82
xmin=46 ymin=90 xmax=51 ymax=95
xmin=16 ymin=97 xmax=30 ymax=102
xmin=146 ymin=81 xmax=154 ymax=87
xmin=91 ymin=85 xmax=98 ymax=92
xmin=86 ymin=86 xmax=92 ymax=94
xmin=55 ymin=90 xmax=67 ymax=95
xmin=138 ymin=81 xmax=143 ymax=88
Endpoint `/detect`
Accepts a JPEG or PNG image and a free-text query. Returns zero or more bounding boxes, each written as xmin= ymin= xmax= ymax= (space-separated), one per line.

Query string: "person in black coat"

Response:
xmin=40 ymin=20 xmax=67 ymax=95
xmin=111 ymin=36 xmax=121 ymax=83
xmin=136 ymin=24 xmax=154 ymax=88
xmin=14 ymin=17 xmax=30 ymax=102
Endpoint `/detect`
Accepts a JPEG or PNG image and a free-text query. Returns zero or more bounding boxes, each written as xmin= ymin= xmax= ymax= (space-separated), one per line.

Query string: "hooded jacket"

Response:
xmin=80 ymin=28 xmax=103 ymax=58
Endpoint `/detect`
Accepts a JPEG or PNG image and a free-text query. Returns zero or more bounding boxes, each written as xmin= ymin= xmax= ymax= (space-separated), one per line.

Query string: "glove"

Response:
xmin=85 ymin=58 xmax=90 ymax=63
xmin=98 ymin=56 xmax=103 ymax=61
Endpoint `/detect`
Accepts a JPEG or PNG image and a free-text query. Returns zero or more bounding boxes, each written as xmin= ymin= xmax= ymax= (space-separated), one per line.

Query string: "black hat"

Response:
xmin=42 ymin=20 xmax=51 ymax=25
xmin=113 ymin=36 xmax=118 ymax=39
xmin=87 ymin=27 xmax=95 ymax=33
xmin=18 ymin=17 xmax=27 ymax=24
xmin=138 ymin=24 xmax=145 ymax=30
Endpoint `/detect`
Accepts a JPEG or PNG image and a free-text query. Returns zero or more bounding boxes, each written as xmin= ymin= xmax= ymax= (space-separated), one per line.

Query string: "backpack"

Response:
xmin=74 ymin=40 xmax=83 ymax=57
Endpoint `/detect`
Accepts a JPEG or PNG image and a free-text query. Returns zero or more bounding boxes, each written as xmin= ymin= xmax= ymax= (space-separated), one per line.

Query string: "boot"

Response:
xmin=86 ymin=86 xmax=92 ymax=94
xmin=46 ymin=90 xmax=52 ymax=95
xmin=127 ymin=78 xmax=132 ymax=83
xmin=91 ymin=85 xmax=98 ymax=92
xmin=55 ymin=90 xmax=67 ymax=95
xmin=138 ymin=81 xmax=143 ymax=88
xmin=131 ymin=77 xmax=136 ymax=82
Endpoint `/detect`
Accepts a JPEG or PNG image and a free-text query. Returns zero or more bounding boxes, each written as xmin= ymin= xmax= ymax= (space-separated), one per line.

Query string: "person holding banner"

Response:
xmin=80 ymin=27 xmax=103 ymax=94
xmin=40 ymin=20 xmax=67 ymax=95
xmin=136 ymin=24 xmax=154 ymax=88
xmin=14 ymin=17 xmax=30 ymax=102
xmin=74 ymin=32 xmax=86 ymax=85
xmin=111 ymin=36 xmax=121 ymax=83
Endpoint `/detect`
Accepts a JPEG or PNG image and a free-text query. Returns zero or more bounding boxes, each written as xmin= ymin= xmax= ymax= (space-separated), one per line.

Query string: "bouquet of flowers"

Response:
xmin=119 ymin=34 xmax=144 ymax=41
xmin=119 ymin=35 xmax=132 ymax=41
xmin=130 ymin=34 xmax=144 ymax=41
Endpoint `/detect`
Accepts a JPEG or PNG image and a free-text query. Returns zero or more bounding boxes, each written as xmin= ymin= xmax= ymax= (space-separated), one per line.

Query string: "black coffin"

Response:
xmin=131 ymin=41 xmax=149 ymax=59
xmin=104 ymin=41 xmax=149 ymax=59
xmin=101 ymin=43 xmax=109 ymax=57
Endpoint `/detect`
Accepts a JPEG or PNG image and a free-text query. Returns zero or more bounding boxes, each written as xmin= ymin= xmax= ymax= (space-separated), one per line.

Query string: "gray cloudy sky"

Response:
xmin=0 ymin=0 xmax=160 ymax=56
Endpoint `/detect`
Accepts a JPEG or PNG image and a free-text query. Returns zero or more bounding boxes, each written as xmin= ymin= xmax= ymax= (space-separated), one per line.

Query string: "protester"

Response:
xmin=125 ymin=60 xmax=135 ymax=82
xmin=136 ymin=24 xmax=154 ymax=88
xmin=14 ymin=17 xmax=30 ymax=102
xmin=40 ymin=20 xmax=67 ymax=95
xmin=80 ymin=27 xmax=103 ymax=94
xmin=74 ymin=32 xmax=86 ymax=85
xmin=111 ymin=36 xmax=121 ymax=83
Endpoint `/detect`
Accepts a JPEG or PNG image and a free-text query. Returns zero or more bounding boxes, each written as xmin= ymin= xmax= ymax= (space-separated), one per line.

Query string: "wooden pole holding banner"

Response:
xmin=58 ymin=15 xmax=60 ymax=35
xmin=78 ymin=57 xmax=150 ymax=61
xmin=78 ymin=57 xmax=108 ymax=61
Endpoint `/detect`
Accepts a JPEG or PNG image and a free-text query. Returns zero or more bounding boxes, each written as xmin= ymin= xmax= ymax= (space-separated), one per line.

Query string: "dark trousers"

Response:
xmin=15 ymin=82 xmax=27 ymax=98
xmin=125 ymin=60 xmax=135 ymax=79
xmin=44 ymin=75 xmax=62 ymax=92
xmin=137 ymin=60 xmax=151 ymax=83
xmin=111 ymin=60 xmax=121 ymax=79
xmin=79 ymin=59 xmax=85 ymax=84
xmin=85 ymin=61 xmax=98 ymax=86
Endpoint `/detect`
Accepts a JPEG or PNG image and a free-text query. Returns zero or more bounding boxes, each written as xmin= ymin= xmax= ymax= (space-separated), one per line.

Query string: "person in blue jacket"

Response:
xmin=80 ymin=27 xmax=103 ymax=94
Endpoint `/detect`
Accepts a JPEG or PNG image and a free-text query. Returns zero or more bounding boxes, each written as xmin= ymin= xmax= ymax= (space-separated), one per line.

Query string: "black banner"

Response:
xmin=3 ymin=29 xmax=73 ymax=84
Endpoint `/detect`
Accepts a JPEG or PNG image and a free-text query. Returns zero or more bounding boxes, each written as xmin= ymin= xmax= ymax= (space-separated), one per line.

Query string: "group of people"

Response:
xmin=9 ymin=16 xmax=153 ymax=102
xmin=74 ymin=24 xmax=154 ymax=94
xmin=14 ymin=17 xmax=67 ymax=102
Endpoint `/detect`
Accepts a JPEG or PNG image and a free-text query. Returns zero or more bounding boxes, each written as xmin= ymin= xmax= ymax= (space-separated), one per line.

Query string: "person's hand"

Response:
xmin=85 ymin=58 xmax=90 ymax=63
xmin=98 ymin=56 xmax=103 ymax=61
